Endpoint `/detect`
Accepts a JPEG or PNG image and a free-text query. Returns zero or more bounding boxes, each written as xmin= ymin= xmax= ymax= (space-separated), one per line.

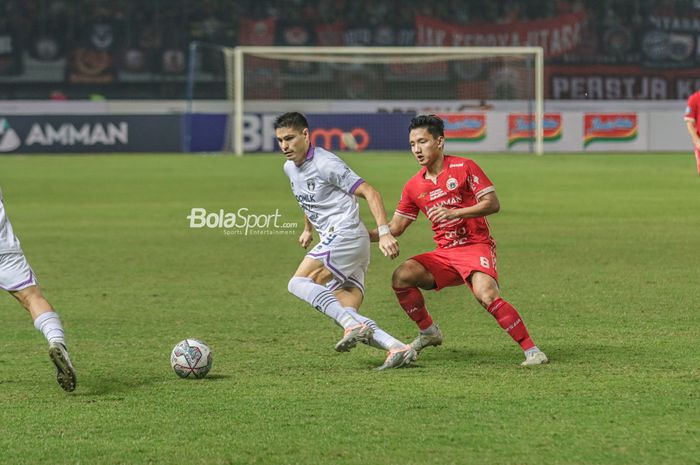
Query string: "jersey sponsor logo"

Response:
xmin=444 ymin=226 xmax=467 ymax=239
xmin=429 ymin=188 xmax=447 ymax=201
xmin=426 ymin=195 xmax=463 ymax=220
xmin=446 ymin=177 xmax=458 ymax=190
xmin=583 ymin=113 xmax=638 ymax=146
xmin=436 ymin=113 xmax=486 ymax=142
xmin=508 ymin=113 xmax=563 ymax=147
xmin=449 ymin=163 xmax=464 ymax=168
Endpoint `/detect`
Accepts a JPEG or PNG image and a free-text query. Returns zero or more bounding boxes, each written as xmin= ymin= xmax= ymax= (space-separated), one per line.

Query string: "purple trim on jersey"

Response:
xmin=5 ymin=270 xmax=36 ymax=291
xmin=349 ymin=178 xmax=365 ymax=194
xmin=307 ymin=250 xmax=347 ymax=281
xmin=306 ymin=145 xmax=315 ymax=161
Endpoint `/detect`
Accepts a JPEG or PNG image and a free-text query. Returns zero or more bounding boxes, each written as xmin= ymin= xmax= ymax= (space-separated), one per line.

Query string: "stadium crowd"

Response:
xmin=1 ymin=0 xmax=699 ymax=99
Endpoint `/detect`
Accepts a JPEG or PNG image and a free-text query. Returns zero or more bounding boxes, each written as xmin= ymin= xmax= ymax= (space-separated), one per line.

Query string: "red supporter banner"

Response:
xmin=415 ymin=12 xmax=585 ymax=57
xmin=239 ymin=18 xmax=276 ymax=45
xmin=583 ymin=113 xmax=638 ymax=147
xmin=508 ymin=113 xmax=562 ymax=147
xmin=436 ymin=113 xmax=486 ymax=142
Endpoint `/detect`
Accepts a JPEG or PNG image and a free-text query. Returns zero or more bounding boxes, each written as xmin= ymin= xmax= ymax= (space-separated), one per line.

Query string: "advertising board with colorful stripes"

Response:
xmin=583 ymin=113 xmax=638 ymax=147
xmin=508 ymin=113 xmax=563 ymax=147
xmin=435 ymin=113 xmax=487 ymax=142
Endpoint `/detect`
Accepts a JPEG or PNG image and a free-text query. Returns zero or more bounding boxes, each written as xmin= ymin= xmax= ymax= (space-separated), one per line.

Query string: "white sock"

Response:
xmin=288 ymin=277 xmax=357 ymax=329
xmin=344 ymin=308 xmax=405 ymax=351
xmin=525 ymin=346 xmax=541 ymax=355
xmin=420 ymin=324 xmax=439 ymax=335
xmin=33 ymin=311 xmax=66 ymax=346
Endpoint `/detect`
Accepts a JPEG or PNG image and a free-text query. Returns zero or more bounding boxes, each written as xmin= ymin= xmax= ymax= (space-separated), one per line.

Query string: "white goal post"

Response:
xmin=190 ymin=45 xmax=544 ymax=155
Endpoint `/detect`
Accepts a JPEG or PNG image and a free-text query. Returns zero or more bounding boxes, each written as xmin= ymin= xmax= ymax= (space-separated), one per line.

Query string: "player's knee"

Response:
xmin=392 ymin=261 xmax=420 ymax=288
xmin=13 ymin=286 xmax=51 ymax=313
xmin=287 ymin=276 xmax=305 ymax=295
xmin=474 ymin=288 xmax=499 ymax=309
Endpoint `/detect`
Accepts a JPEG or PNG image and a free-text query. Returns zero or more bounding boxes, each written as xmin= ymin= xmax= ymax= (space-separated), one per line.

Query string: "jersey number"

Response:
xmin=480 ymin=257 xmax=490 ymax=269
xmin=321 ymin=233 xmax=338 ymax=246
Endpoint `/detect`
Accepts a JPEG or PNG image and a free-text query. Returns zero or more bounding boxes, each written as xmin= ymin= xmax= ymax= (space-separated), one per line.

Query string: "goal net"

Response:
xmin=185 ymin=45 xmax=544 ymax=155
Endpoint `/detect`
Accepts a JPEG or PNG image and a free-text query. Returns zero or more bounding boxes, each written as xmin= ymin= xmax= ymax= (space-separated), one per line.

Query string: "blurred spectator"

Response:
xmin=0 ymin=0 xmax=696 ymax=100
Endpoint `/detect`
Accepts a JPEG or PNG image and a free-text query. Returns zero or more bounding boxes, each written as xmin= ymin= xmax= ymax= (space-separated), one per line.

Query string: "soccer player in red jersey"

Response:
xmin=683 ymin=89 xmax=700 ymax=175
xmin=370 ymin=115 xmax=548 ymax=366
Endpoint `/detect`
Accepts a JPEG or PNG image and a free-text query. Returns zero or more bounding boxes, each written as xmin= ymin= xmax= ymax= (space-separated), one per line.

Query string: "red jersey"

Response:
xmin=396 ymin=155 xmax=496 ymax=249
xmin=684 ymin=90 xmax=700 ymax=134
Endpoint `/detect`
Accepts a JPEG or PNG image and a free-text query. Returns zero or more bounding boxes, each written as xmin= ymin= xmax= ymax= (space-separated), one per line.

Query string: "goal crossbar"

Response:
xmin=222 ymin=46 xmax=544 ymax=155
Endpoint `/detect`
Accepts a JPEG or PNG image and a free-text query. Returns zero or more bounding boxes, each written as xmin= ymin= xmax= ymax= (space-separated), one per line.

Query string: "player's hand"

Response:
xmin=299 ymin=230 xmax=313 ymax=249
xmin=428 ymin=206 xmax=459 ymax=223
xmin=378 ymin=234 xmax=399 ymax=259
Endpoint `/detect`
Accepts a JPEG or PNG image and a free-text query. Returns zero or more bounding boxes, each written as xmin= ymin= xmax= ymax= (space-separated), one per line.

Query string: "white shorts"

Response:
xmin=0 ymin=253 xmax=38 ymax=291
xmin=306 ymin=233 xmax=370 ymax=294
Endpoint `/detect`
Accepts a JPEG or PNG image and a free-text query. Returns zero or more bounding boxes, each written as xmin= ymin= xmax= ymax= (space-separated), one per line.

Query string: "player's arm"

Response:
xmin=369 ymin=212 xmax=414 ymax=241
xmin=428 ymin=191 xmax=500 ymax=223
xmin=298 ymin=214 xmax=313 ymax=249
xmin=685 ymin=119 xmax=700 ymax=150
xmin=353 ymin=182 xmax=399 ymax=259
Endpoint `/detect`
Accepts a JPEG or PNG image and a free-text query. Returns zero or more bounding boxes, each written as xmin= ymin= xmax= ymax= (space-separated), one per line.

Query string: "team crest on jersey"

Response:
xmin=307 ymin=180 xmax=316 ymax=191
xmin=446 ymin=177 xmax=458 ymax=190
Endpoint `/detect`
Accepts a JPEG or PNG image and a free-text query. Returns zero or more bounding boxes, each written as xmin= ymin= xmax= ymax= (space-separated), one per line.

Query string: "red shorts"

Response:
xmin=411 ymin=243 xmax=498 ymax=291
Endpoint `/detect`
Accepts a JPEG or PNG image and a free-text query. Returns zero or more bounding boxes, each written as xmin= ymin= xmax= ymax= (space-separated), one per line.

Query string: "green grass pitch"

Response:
xmin=0 ymin=152 xmax=698 ymax=465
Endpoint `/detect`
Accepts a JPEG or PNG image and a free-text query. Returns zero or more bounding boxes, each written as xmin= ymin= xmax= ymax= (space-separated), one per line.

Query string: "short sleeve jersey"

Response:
xmin=284 ymin=146 xmax=367 ymax=237
xmin=684 ymin=90 xmax=700 ymax=134
xmin=0 ymin=188 xmax=22 ymax=254
xmin=395 ymin=155 xmax=495 ymax=249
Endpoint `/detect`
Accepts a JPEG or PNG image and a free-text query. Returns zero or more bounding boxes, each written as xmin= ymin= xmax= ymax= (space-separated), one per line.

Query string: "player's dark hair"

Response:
xmin=273 ymin=112 xmax=309 ymax=131
xmin=409 ymin=114 xmax=445 ymax=138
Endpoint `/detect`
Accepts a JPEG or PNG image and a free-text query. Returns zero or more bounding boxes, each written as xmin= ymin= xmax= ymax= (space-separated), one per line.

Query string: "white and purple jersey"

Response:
xmin=284 ymin=146 xmax=367 ymax=238
xmin=0 ymin=188 xmax=22 ymax=254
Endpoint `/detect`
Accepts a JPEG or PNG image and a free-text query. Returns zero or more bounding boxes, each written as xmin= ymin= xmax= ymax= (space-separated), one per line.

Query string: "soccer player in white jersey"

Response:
xmin=274 ymin=112 xmax=416 ymax=370
xmin=1 ymin=188 xmax=76 ymax=391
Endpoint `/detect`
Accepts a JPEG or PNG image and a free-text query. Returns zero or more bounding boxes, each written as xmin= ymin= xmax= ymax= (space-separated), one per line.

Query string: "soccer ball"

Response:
xmin=170 ymin=338 xmax=213 ymax=379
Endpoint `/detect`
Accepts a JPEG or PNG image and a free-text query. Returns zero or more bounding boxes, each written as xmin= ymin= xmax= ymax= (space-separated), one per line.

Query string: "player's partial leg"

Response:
xmin=392 ymin=259 xmax=443 ymax=353
xmin=12 ymin=285 xmax=77 ymax=391
xmin=335 ymin=287 xmax=416 ymax=369
xmin=694 ymin=148 xmax=700 ymax=175
xmin=470 ymin=272 xmax=548 ymax=366
xmin=288 ymin=258 xmax=373 ymax=350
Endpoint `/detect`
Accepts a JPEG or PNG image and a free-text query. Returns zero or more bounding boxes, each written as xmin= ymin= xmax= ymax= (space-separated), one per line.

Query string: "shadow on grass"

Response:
xmin=70 ymin=371 xmax=234 ymax=397
xmin=71 ymin=374 xmax=157 ymax=397
xmin=393 ymin=341 xmax=638 ymax=368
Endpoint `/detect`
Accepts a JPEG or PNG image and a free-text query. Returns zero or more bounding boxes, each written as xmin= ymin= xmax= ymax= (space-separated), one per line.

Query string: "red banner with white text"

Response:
xmin=415 ymin=12 xmax=585 ymax=57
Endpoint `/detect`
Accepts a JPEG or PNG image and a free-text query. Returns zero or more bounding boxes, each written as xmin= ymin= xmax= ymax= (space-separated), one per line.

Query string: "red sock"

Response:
xmin=393 ymin=286 xmax=433 ymax=330
xmin=487 ymin=298 xmax=535 ymax=351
